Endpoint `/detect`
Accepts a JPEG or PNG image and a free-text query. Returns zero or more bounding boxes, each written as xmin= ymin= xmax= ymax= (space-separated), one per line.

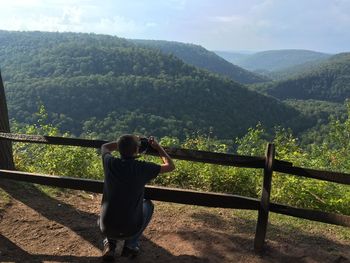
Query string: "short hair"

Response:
xmin=117 ymin=134 xmax=139 ymax=158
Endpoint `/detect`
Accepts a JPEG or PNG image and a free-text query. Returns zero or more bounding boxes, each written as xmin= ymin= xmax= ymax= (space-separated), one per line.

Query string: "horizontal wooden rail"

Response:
xmin=0 ymin=169 xmax=258 ymax=210
xmin=0 ymin=132 xmax=271 ymax=168
xmin=274 ymin=162 xmax=350 ymax=185
xmin=269 ymin=203 xmax=350 ymax=227
xmin=0 ymin=169 xmax=349 ymax=227
xmin=0 ymin=132 xmax=107 ymax=148
xmin=2 ymin=132 xmax=350 ymax=185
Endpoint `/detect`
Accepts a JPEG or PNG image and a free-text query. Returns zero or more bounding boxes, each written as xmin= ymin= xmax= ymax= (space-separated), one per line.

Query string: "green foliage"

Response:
xmin=131 ymin=39 xmax=268 ymax=84
xmin=150 ymin=135 xmax=261 ymax=197
xmin=270 ymin=125 xmax=349 ymax=215
xmin=11 ymin=106 xmax=350 ymax=216
xmin=285 ymin=99 xmax=347 ymax=145
xmin=0 ymin=188 xmax=11 ymax=211
xmin=161 ymin=118 xmax=350 ymax=215
xmin=3 ymin=31 xmax=349 ymax=217
xmin=253 ymin=53 xmax=350 ymax=102
xmin=1 ymin=30 xmax=303 ymax=140
xmin=235 ymin=123 xmax=267 ymax=156
xmin=12 ymin=106 xmax=102 ymax=179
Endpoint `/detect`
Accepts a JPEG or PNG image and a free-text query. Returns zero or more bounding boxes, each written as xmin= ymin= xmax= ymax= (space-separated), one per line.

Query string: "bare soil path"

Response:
xmin=0 ymin=180 xmax=349 ymax=263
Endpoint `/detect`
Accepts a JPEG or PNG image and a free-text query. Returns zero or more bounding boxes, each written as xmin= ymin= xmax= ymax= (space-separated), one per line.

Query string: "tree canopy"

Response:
xmin=130 ymin=39 xmax=269 ymax=84
xmin=251 ymin=53 xmax=350 ymax=102
xmin=1 ymin=30 xmax=305 ymax=140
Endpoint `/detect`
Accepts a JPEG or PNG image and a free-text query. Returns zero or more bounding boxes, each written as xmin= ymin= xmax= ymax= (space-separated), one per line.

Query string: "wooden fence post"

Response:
xmin=0 ymin=70 xmax=14 ymax=170
xmin=254 ymin=143 xmax=275 ymax=252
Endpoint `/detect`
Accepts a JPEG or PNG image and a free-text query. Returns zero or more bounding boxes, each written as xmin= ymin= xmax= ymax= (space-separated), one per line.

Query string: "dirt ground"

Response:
xmin=0 ymin=180 xmax=349 ymax=263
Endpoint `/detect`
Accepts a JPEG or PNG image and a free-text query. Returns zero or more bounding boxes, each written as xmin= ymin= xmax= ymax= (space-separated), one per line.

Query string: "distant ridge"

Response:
xmin=215 ymin=49 xmax=331 ymax=72
xmin=253 ymin=53 xmax=350 ymax=102
xmin=130 ymin=39 xmax=269 ymax=84
xmin=0 ymin=30 xmax=302 ymax=139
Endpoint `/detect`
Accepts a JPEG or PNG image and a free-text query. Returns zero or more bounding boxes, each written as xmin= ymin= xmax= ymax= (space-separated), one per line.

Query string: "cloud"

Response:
xmin=2 ymin=14 xmax=141 ymax=36
xmin=145 ymin=22 xmax=158 ymax=28
xmin=2 ymin=6 xmax=84 ymax=32
xmin=211 ymin=15 xmax=243 ymax=23
xmin=4 ymin=0 xmax=44 ymax=8
xmin=201 ymin=0 xmax=350 ymax=51
xmin=0 ymin=2 xmax=142 ymax=37
xmin=167 ymin=0 xmax=188 ymax=10
xmin=61 ymin=6 xmax=82 ymax=25
xmin=0 ymin=0 xmax=349 ymax=52
xmin=93 ymin=16 xmax=139 ymax=35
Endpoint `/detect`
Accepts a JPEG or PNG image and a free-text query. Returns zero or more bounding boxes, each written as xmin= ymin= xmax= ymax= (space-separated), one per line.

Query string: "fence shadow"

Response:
xmin=190 ymin=211 xmax=350 ymax=262
xmin=1 ymin=180 xmax=349 ymax=263
xmin=0 ymin=180 xmax=207 ymax=262
xmin=0 ymin=234 xmax=101 ymax=263
xmin=0 ymin=233 xmax=207 ymax=263
xmin=0 ymin=180 xmax=102 ymax=249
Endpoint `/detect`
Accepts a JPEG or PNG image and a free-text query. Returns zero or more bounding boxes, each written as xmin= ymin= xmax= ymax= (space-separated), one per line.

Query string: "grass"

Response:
xmin=271 ymin=212 xmax=350 ymax=240
xmin=0 ymin=187 xmax=11 ymax=211
xmin=32 ymin=184 xmax=96 ymax=201
xmin=155 ymin=201 xmax=350 ymax=243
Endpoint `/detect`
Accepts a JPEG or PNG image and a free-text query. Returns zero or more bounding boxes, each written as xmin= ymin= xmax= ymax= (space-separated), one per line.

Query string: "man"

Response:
xmin=99 ymin=134 xmax=175 ymax=261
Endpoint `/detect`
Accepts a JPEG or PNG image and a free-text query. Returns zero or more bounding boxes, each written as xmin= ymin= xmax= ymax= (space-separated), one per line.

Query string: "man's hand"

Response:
xmin=101 ymin=141 xmax=118 ymax=155
xmin=148 ymin=136 xmax=175 ymax=174
xmin=149 ymin=136 xmax=161 ymax=150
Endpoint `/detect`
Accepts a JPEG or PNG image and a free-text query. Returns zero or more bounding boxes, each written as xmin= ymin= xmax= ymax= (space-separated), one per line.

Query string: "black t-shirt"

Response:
xmin=99 ymin=153 xmax=161 ymax=238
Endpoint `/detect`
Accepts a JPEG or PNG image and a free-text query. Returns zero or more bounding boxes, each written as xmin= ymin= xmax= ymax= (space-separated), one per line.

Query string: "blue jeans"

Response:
xmin=103 ymin=199 xmax=154 ymax=249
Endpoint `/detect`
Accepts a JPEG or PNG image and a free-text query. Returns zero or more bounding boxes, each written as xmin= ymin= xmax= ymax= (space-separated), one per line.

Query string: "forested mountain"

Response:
xmin=0 ymin=30 xmax=306 ymax=140
xmin=222 ymin=49 xmax=330 ymax=72
xmin=285 ymin=99 xmax=346 ymax=136
xmin=251 ymin=53 xmax=350 ymax=102
xmin=265 ymin=59 xmax=328 ymax=80
xmin=130 ymin=39 xmax=268 ymax=84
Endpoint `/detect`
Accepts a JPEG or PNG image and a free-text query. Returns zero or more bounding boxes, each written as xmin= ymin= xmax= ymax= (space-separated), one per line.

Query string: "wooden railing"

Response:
xmin=0 ymin=132 xmax=350 ymax=253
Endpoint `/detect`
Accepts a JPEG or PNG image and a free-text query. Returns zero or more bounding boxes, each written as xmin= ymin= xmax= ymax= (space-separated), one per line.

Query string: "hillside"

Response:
xmin=130 ymin=39 xmax=268 ymax=84
xmin=229 ymin=49 xmax=330 ymax=72
xmin=266 ymin=59 xmax=328 ymax=80
xmin=0 ymin=30 xmax=303 ymax=140
xmin=252 ymin=53 xmax=350 ymax=102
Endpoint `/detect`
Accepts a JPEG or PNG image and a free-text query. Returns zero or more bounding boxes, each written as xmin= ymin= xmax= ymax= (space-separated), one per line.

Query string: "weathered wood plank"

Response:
xmin=0 ymin=169 xmax=259 ymax=209
xmin=0 ymin=72 xmax=14 ymax=169
xmin=0 ymin=169 xmax=103 ymax=193
xmin=270 ymin=203 xmax=350 ymax=227
xmin=1 ymin=169 xmax=349 ymax=227
xmin=254 ymin=143 xmax=275 ymax=252
xmin=0 ymin=132 xmax=266 ymax=168
xmin=274 ymin=162 xmax=350 ymax=185
xmin=144 ymin=185 xmax=259 ymax=209
xmin=147 ymin=147 xmax=266 ymax=168
xmin=0 ymin=132 xmax=107 ymax=148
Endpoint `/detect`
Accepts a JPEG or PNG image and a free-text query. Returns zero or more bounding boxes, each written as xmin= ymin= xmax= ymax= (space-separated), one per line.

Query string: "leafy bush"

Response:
xmin=11 ymin=106 xmax=350 ymax=215
xmin=12 ymin=106 xmax=102 ymax=179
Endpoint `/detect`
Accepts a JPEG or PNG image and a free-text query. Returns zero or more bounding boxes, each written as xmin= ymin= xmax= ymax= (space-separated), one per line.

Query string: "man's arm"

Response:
xmin=101 ymin=141 xmax=118 ymax=155
xmin=149 ymin=137 xmax=175 ymax=174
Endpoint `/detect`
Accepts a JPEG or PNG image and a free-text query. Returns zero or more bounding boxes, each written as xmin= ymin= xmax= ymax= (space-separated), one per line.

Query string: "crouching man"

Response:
xmin=99 ymin=134 xmax=175 ymax=261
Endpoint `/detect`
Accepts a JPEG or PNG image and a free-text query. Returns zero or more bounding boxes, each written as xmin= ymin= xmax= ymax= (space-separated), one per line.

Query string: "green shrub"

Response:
xmin=11 ymin=105 xmax=350 ymax=215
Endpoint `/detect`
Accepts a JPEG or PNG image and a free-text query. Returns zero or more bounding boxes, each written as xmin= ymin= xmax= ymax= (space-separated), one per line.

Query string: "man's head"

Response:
xmin=117 ymin=134 xmax=140 ymax=158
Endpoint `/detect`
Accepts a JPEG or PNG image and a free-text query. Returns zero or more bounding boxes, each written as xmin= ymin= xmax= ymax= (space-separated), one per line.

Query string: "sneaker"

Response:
xmin=102 ymin=243 xmax=115 ymax=261
xmin=121 ymin=245 xmax=140 ymax=258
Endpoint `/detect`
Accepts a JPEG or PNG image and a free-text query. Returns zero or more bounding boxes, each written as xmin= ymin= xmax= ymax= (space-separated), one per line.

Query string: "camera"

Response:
xmin=139 ymin=137 xmax=150 ymax=154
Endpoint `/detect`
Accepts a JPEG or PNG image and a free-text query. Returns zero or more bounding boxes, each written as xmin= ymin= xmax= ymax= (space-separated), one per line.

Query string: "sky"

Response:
xmin=0 ymin=0 xmax=349 ymax=53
